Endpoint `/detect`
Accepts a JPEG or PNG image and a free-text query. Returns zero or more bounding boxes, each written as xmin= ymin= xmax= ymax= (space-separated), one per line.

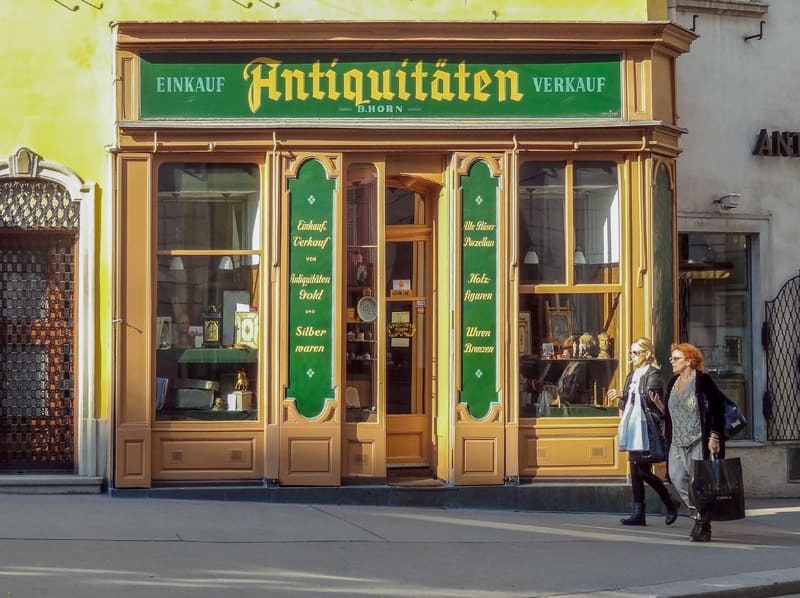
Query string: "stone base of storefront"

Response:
xmin=110 ymin=479 xmax=661 ymax=514
xmin=0 ymin=475 xmax=104 ymax=494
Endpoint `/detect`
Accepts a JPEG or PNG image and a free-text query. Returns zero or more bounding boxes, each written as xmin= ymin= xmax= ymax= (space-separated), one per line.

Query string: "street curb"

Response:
xmin=566 ymin=567 xmax=800 ymax=597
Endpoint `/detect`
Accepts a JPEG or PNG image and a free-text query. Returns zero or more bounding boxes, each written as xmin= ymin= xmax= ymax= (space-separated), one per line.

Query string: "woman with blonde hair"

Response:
xmin=665 ymin=342 xmax=726 ymax=542
xmin=607 ymin=337 xmax=678 ymax=526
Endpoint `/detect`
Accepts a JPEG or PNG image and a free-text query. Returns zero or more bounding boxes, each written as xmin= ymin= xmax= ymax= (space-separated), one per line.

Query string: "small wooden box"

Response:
xmin=227 ymin=391 xmax=254 ymax=411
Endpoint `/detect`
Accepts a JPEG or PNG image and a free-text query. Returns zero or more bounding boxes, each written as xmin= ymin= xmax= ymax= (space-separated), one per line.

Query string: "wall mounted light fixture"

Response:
xmin=713 ymin=193 xmax=741 ymax=211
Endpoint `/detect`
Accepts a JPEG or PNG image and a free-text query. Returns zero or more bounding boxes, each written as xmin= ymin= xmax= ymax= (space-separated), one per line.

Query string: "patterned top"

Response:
xmin=668 ymin=370 xmax=702 ymax=447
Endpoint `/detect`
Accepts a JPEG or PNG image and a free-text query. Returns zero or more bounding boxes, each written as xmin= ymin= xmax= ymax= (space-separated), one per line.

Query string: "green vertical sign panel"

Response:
xmin=286 ymin=159 xmax=336 ymax=418
xmin=460 ymin=160 xmax=499 ymax=419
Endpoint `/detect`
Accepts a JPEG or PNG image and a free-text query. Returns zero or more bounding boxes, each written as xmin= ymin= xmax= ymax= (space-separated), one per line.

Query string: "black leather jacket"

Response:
xmin=619 ymin=364 xmax=664 ymax=416
xmin=664 ymin=371 xmax=726 ymax=459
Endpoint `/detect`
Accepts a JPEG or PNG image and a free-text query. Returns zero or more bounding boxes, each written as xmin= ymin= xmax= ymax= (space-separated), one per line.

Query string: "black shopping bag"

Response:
xmin=690 ymin=456 xmax=746 ymax=521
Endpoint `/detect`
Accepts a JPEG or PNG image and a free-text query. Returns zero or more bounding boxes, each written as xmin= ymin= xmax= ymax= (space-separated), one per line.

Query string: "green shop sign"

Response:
xmin=286 ymin=159 xmax=336 ymax=419
xmin=139 ymin=52 xmax=621 ymax=120
xmin=459 ymin=160 xmax=499 ymax=420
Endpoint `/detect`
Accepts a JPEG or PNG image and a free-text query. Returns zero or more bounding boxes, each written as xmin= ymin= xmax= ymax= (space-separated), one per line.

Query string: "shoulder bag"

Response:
xmin=722 ymin=395 xmax=746 ymax=440
xmin=630 ymin=406 xmax=666 ymax=464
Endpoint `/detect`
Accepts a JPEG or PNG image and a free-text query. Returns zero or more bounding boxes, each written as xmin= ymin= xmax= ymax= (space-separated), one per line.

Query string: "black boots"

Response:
xmin=664 ymin=498 xmax=679 ymax=526
xmin=690 ymin=519 xmax=712 ymax=542
xmin=621 ymin=500 xmax=677 ymax=527
xmin=620 ymin=502 xmax=646 ymax=526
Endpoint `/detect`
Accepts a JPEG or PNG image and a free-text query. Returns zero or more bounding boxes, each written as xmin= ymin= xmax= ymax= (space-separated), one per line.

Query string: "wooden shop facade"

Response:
xmin=112 ymin=21 xmax=694 ymax=488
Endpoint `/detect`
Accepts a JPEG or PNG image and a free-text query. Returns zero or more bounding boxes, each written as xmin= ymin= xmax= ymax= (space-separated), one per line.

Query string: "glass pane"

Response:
xmin=158 ymin=163 xmax=260 ymax=251
xmin=519 ymin=162 xmax=565 ymax=284
xmin=345 ymin=164 xmax=378 ymax=422
xmin=679 ymin=232 xmax=752 ymax=439
xmin=573 ymin=161 xmax=619 ymax=284
xmin=518 ymin=292 xmax=621 ymax=418
xmin=155 ymin=254 xmax=260 ymax=421
xmin=386 ymin=300 xmax=425 ymax=415
xmin=347 ymin=164 xmax=378 ymax=247
xmin=386 ymin=241 xmax=426 ymax=297
xmin=386 ymin=187 xmax=424 ymax=225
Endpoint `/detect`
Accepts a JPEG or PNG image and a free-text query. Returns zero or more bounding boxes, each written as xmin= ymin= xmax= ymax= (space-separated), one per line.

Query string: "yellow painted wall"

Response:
xmin=0 ymin=0 xmax=667 ymax=420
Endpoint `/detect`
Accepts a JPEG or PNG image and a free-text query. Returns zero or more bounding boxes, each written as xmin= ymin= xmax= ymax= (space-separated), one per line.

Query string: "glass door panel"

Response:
xmin=386 ymin=300 xmax=426 ymax=415
xmin=385 ymin=239 xmax=428 ymax=416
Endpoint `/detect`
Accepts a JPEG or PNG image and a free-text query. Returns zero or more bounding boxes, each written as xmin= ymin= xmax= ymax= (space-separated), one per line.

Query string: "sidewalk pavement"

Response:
xmin=0 ymin=493 xmax=799 ymax=597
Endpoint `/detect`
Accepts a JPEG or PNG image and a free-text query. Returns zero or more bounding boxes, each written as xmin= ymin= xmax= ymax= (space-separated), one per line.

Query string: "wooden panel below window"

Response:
xmin=519 ymin=418 xmax=626 ymax=478
xmin=151 ymin=431 xmax=263 ymax=480
xmin=454 ymin=425 xmax=505 ymax=484
xmin=343 ymin=423 xmax=384 ymax=479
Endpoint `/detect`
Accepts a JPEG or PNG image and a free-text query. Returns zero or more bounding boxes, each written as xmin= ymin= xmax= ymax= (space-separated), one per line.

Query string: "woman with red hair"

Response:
xmin=665 ymin=342 xmax=727 ymax=542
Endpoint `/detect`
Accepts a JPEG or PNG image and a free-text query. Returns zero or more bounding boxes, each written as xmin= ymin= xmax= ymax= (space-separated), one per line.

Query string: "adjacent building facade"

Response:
xmin=669 ymin=0 xmax=800 ymax=497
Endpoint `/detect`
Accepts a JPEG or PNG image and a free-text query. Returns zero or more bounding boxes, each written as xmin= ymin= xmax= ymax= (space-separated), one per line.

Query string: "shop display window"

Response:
xmin=344 ymin=164 xmax=378 ymax=422
xmin=518 ymin=292 xmax=621 ymax=417
xmin=154 ymin=163 xmax=261 ymax=421
xmin=518 ymin=159 xmax=622 ymax=418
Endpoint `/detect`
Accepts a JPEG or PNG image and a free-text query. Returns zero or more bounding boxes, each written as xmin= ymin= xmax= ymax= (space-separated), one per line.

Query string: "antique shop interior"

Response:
xmin=112 ymin=22 xmax=692 ymax=488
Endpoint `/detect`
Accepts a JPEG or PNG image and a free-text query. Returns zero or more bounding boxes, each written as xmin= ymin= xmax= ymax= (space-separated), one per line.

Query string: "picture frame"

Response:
xmin=234 ymin=311 xmax=259 ymax=349
xmin=222 ymin=290 xmax=251 ymax=346
xmin=724 ymin=335 xmax=742 ymax=366
xmin=546 ymin=305 xmax=572 ymax=345
xmin=518 ymin=311 xmax=531 ymax=356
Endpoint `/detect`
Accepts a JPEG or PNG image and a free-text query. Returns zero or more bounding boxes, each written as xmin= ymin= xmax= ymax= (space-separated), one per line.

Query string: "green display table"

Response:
xmin=158 ymin=409 xmax=257 ymax=421
xmin=170 ymin=347 xmax=257 ymax=364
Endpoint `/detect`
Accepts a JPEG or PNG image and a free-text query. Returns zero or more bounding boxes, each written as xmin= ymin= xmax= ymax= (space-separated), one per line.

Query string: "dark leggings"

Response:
xmin=630 ymin=461 xmax=671 ymax=504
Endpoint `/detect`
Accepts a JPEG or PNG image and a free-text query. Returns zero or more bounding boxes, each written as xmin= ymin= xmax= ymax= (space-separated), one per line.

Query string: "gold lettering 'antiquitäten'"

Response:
xmin=243 ymin=57 xmax=523 ymax=113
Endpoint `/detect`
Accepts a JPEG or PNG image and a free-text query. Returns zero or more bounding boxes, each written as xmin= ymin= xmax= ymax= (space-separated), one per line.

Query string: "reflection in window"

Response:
xmin=345 ymin=164 xmax=378 ymax=422
xmin=386 ymin=187 xmax=424 ymax=226
xmin=158 ymin=163 xmax=260 ymax=253
xmin=519 ymin=162 xmax=565 ymax=284
xmin=679 ymin=232 xmax=752 ymax=438
xmin=574 ymin=162 xmax=619 ymax=284
xmin=154 ymin=163 xmax=261 ymax=422
xmin=518 ymin=292 xmax=621 ymax=418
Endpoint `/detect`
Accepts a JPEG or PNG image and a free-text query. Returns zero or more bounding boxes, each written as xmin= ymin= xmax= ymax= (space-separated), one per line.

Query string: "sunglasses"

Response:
xmin=629 ymin=349 xmax=643 ymax=356
xmin=668 ymin=356 xmax=684 ymax=362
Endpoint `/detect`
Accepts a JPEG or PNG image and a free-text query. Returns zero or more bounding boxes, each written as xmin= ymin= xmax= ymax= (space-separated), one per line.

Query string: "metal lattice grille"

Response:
xmin=0 ymin=179 xmax=79 ymax=230
xmin=0 ymin=234 xmax=75 ymax=470
xmin=764 ymin=272 xmax=800 ymax=441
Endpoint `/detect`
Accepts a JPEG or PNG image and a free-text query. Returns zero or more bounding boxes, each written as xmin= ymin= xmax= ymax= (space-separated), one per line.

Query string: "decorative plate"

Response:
xmin=356 ymin=295 xmax=378 ymax=322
